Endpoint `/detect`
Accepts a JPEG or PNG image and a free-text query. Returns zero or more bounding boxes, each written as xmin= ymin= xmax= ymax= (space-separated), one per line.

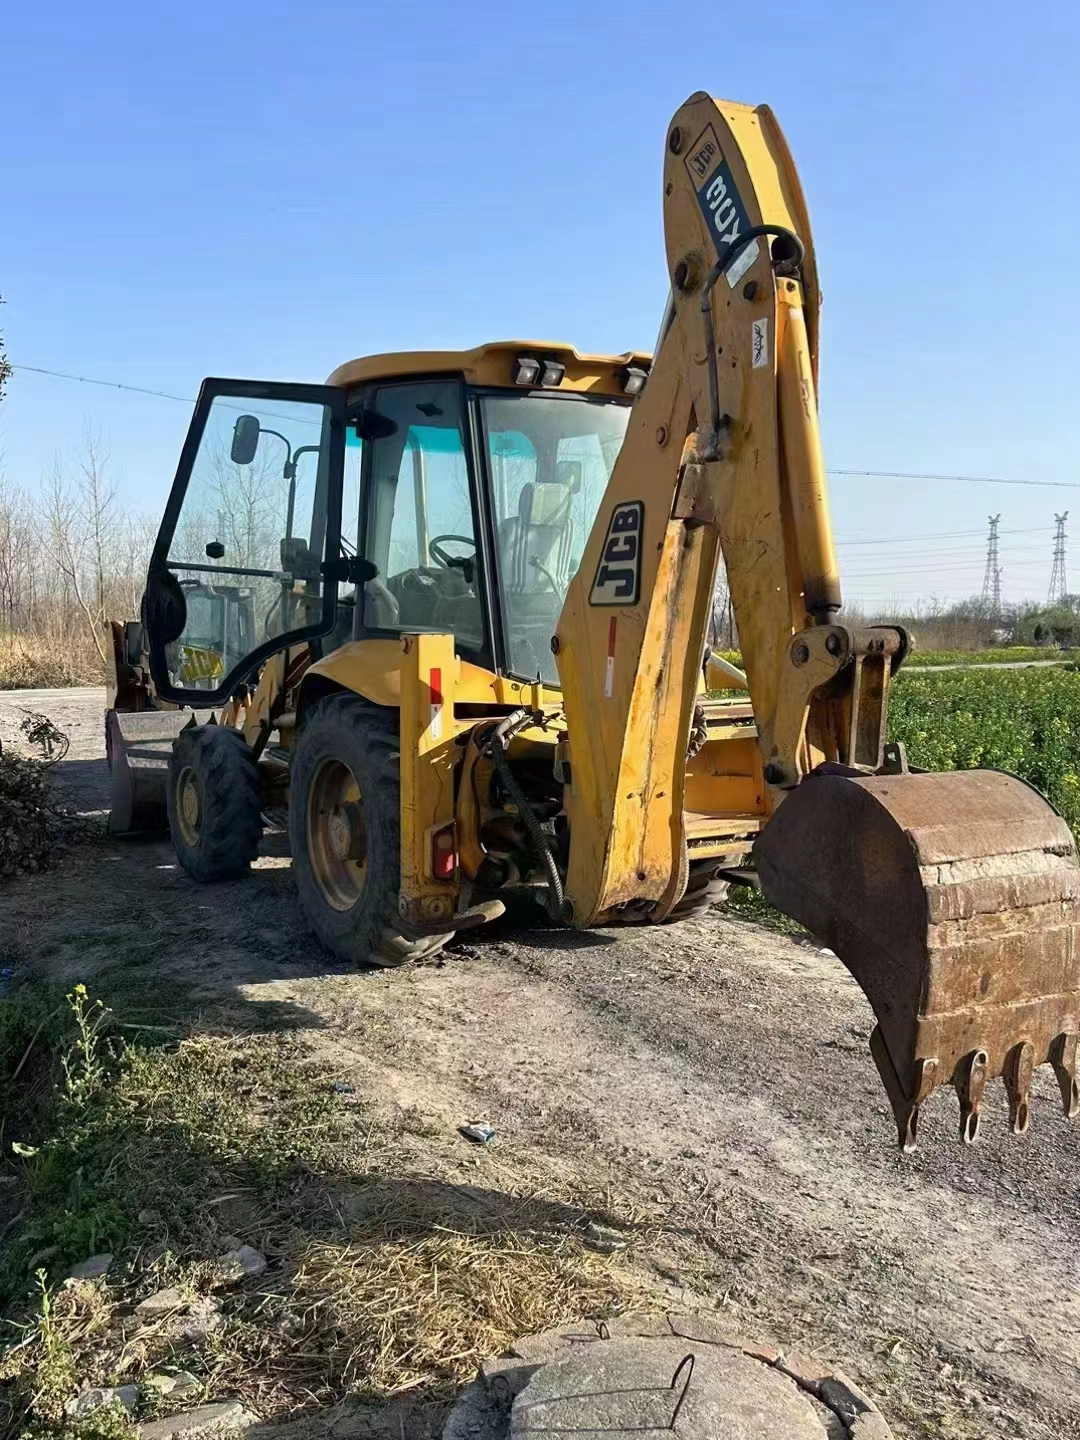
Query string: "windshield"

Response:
xmin=479 ymin=392 xmax=631 ymax=683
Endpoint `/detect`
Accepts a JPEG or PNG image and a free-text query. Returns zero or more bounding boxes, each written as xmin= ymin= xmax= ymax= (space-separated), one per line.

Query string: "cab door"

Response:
xmin=143 ymin=379 xmax=349 ymax=706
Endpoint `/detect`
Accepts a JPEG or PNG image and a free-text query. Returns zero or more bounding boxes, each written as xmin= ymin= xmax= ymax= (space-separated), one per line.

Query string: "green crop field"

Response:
xmin=715 ymin=646 xmax=1073 ymax=670
xmin=905 ymin=646 xmax=1073 ymax=667
xmin=889 ymin=667 xmax=1080 ymax=839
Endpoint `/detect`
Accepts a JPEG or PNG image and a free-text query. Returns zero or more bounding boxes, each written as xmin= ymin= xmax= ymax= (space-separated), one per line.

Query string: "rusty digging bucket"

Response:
xmin=753 ymin=768 xmax=1080 ymax=1150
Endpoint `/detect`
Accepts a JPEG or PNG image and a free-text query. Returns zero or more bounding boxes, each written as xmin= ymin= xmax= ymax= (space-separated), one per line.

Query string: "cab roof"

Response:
xmin=326 ymin=340 xmax=651 ymax=398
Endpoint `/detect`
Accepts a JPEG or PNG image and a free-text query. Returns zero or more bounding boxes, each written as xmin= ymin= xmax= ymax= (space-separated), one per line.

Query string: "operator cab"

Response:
xmin=141 ymin=342 xmax=646 ymax=707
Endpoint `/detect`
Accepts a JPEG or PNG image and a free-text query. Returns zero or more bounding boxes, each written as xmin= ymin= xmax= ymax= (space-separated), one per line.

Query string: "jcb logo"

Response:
xmin=589 ymin=501 xmax=643 ymax=607
xmin=688 ymin=136 xmax=718 ymax=180
xmin=685 ymin=125 xmax=722 ymax=182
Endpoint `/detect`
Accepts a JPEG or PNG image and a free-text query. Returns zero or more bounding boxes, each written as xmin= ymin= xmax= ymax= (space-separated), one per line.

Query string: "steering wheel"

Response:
xmin=429 ymin=534 xmax=476 ymax=570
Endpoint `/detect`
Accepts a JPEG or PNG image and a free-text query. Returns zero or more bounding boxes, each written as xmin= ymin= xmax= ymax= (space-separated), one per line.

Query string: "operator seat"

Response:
xmin=501 ymin=473 xmax=576 ymax=595
xmin=496 ymin=470 xmax=577 ymax=677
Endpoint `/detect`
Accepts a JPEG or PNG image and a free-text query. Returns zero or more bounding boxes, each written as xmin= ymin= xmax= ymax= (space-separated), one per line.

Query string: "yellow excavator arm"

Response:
xmin=555 ymin=92 xmax=1080 ymax=1149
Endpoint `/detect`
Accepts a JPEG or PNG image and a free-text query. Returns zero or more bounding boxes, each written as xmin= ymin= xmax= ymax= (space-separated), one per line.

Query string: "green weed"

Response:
xmin=905 ymin=646 xmax=1069 ymax=666
xmin=725 ymin=884 xmax=806 ymax=935
xmin=60 ymin=988 xmax=109 ymax=1110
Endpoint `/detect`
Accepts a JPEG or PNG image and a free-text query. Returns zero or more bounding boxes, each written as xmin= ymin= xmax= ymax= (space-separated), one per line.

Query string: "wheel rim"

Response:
xmin=175 ymin=765 xmax=202 ymax=847
xmin=307 ymin=757 xmax=368 ymax=911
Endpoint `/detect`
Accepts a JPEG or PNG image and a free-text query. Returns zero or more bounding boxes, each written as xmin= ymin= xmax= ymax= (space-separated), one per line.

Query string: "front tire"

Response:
xmin=167 ymin=725 xmax=263 ymax=881
xmin=289 ymin=695 xmax=450 ymax=967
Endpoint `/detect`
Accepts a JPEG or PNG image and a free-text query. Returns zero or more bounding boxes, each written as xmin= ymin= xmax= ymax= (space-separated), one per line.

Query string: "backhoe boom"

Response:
xmin=555 ymin=93 xmax=1080 ymax=1148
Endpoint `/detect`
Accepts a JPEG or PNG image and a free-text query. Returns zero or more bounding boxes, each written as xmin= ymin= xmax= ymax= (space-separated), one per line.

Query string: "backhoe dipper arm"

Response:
xmin=555 ymin=91 xmax=870 ymax=923
xmin=555 ymin=93 xmax=1080 ymax=1151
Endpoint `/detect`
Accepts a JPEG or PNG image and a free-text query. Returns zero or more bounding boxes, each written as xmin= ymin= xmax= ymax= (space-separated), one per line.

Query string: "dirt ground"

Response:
xmin=2 ymin=687 xmax=1079 ymax=1440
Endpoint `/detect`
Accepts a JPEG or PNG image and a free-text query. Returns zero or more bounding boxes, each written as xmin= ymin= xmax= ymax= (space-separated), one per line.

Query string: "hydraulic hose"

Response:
xmin=484 ymin=710 xmax=568 ymax=922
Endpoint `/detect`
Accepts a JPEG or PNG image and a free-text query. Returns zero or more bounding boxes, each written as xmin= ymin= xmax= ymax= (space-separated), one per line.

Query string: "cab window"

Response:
xmin=480 ymin=392 xmax=631 ymax=682
xmin=359 ymin=381 xmax=484 ymax=649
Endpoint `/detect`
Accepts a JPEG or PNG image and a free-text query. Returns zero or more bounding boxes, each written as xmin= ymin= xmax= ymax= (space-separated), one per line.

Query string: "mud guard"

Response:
xmin=753 ymin=769 xmax=1080 ymax=1149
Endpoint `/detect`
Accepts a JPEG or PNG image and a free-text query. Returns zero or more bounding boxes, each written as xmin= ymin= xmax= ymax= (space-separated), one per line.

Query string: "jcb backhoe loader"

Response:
xmin=107 ymin=92 xmax=1080 ymax=1152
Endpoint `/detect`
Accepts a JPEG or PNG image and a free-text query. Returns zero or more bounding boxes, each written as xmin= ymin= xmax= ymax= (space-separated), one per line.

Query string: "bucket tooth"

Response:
xmin=754 ymin=768 xmax=1080 ymax=1149
xmin=870 ymin=1028 xmax=936 ymax=1152
xmin=956 ymin=1049 xmax=989 ymax=1145
xmin=1049 ymin=1033 xmax=1080 ymax=1119
xmin=1003 ymin=1041 xmax=1035 ymax=1135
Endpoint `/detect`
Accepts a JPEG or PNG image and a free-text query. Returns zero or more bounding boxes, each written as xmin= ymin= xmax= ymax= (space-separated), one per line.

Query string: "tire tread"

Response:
xmin=167 ymin=725 xmax=263 ymax=881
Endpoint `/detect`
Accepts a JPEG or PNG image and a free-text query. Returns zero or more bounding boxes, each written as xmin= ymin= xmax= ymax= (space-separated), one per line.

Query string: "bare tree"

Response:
xmin=77 ymin=424 xmax=118 ymax=630
xmin=0 ymin=413 xmax=159 ymax=686
xmin=36 ymin=430 xmax=128 ymax=667
xmin=709 ymin=568 xmax=736 ymax=651
xmin=40 ymin=455 xmax=101 ymax=662
xmin=0 ymin=474 xmax=38 ymax=629
xmin=0 ymin=294 xmax=11 ymax=406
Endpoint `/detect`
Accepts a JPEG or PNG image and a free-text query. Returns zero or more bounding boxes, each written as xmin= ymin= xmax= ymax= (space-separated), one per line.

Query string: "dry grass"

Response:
xmin=211 ymin=1182 xmax=630 ymax=1415
xmin=0 ymin=992 xmax=638 ymax=1437
xmin=0 ymin=634 xmax=101 ymax=691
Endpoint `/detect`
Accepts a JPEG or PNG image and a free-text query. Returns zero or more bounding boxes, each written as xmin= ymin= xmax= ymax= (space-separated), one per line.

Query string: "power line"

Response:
xmin=841 ymin=546 xmax=1058 ymax=570
xmin=11 ymin=364 xmax=194 ymax=405
xmin=837 ymin=525 xmax=1053 ymax=547
xmin=832 ymin=468 xmax=1080 ymax=491
xmin=11 ymin=362 xmax=1080 ymax=495
xmin=8 ymin=364 xmax=322 ymax=431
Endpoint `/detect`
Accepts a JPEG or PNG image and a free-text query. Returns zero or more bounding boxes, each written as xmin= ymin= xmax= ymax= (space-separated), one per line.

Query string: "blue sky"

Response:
xmin=3 ymin=0 xmax=1079 ymax=609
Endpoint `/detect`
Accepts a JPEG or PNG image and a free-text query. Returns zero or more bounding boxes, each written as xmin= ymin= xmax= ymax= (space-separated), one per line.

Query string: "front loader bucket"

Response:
xmin=105 ymin=708 xmax=189 ymax=835
xmin=753 ymin=769 xmax=1080 ymax=1149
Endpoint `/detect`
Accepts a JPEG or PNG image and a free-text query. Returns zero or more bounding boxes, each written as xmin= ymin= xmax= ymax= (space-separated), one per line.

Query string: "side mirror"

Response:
xmin=230 ymin=414 xmax=261 ymax=465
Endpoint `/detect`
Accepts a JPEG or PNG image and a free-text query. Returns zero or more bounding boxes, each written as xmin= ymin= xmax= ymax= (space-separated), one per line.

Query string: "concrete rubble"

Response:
xmin=66 ymin=1252 xmax=113 ymax=1281
xmin=214 ymin=1243 xmax=268 ymax=1284
xmin=66 ymin=1384 xmax=137 ymax=1418
xmin=139 ymin=1400 xmax=259 ymax=1439
xmin=136 ymin=1286 xmax=188 ymax=1318
xmin=145 ymin=1371 xmax=202 ymax=1401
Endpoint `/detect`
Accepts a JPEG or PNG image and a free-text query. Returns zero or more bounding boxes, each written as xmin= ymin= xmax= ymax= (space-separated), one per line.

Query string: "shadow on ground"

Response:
xmin=10 ymin=752 xmax=620 ymax=1036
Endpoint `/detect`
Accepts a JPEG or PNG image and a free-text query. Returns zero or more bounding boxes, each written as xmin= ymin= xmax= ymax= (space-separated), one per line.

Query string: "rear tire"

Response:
xmin=167 ymin=725 xmax=263 ymax=881
xmin=289 ymin=694 xmax=450 ymax=968
xmin=664 ymin=860 xmax=730 ymax=922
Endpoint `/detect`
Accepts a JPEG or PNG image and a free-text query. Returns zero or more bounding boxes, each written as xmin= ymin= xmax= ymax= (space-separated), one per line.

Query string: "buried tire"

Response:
xmin=664 ymin=859 xmax=730 ymax=922
xmin=167 ymin=724 xmax=263 ymax=881
xmin=288 ymin=694 xmax=450 ymax=968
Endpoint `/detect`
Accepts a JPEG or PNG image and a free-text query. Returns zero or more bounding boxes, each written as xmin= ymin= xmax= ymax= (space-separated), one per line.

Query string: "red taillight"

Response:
xmin=431 ymin=824 xmax=457 ymax=881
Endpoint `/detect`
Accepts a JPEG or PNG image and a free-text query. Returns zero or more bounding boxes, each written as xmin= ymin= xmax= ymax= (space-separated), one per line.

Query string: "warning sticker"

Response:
xmin=429 ymin=667 xmax=443 ymax=740
xmin=751 ymin=317 xmax=769 ymax=369
xmin=725 ymin=237 xmax=759 ymax=289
